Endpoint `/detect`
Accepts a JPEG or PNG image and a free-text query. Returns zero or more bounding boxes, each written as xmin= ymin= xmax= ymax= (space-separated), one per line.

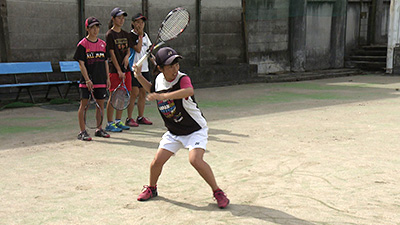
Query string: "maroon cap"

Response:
xmin=85 ymin=17 xmax=101 ymax=28
xmin=132 ymin=13 xmax=147 ymax=21
xmin=155 ymin=47 xmax=183 ymax=66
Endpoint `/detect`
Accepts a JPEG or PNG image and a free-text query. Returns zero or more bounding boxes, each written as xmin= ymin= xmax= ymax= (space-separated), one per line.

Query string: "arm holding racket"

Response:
xmin=147 ymin=87 xmax=194 ymax=101
xmin=78 ymin=60 xmax=93 ymax=91
xmin=109 ymin=49 xmax=126 ymax=80
xmin=132 ymin=64 xmax=152 ymax=93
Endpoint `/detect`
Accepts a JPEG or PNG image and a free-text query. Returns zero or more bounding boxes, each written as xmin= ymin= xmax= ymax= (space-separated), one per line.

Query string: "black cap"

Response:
xmin=85 ymin=17 xmax=101 ymax=28
xmin=132 ymin=13 xmax=147 ymax=21
xmin=155 ymin=47 xmax=183 ymax=66
xmin=110 ymin=7 xmax=127 ymax=17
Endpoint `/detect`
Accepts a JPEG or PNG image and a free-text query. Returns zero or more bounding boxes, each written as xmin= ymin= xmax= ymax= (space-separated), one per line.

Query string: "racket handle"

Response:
xmin=136 ymin=53 xmax=150 ymax=67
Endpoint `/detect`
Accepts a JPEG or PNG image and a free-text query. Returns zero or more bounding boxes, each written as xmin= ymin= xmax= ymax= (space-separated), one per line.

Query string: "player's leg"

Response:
xmin=94 ymin=88 xmax=110 ymax=138
xmin=137 ymin=88 xmax=146 ymax=117
xmin=137 ymin=148 xmax=174 ymax=201
xmin=105 ymin=73 xmax=122 ymax=132
xmin=138 ymin=131 xmax=181 ymax=201
xmin=189 ymin=148 xmax=218 ymax=190
xmin=77 ymin=88 xmax=91 ymax=141
xmin=136 ymin=72 xmax=152 ymax=125
xmin=126 ymin=86 xmax=139 ymax=127
xmin=189 ymin=148 xmax=229 ymax=208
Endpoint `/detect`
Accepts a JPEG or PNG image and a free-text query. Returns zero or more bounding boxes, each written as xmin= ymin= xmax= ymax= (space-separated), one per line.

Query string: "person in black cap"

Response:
xmin=74 ymin=17 xmax=110 ymax=141
xmin=105 ymin=7 xmax=132 ymax=132
xmin=126 ymin=12 xmax=154 ymax=127
xmin=132 ymin=47 xmax=230 ymax=209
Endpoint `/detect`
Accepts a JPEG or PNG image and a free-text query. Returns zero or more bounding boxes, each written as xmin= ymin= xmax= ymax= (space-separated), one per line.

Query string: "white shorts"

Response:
xmin=159 ymin=127 xmax=208 ymax=154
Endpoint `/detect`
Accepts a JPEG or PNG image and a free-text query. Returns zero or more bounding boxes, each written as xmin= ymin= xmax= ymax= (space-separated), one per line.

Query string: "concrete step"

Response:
xmin=345 ymin=60 xmax=386 ymax=71
xmin=361 ymin=45 xmax=387 ymax=51
xmin=351 ymin=49 xmax=387 ymax=56
xmin=255 ymin=68 xmax=363 ymax=83
xmin=346 ymin=55 xmax=386 ymax=62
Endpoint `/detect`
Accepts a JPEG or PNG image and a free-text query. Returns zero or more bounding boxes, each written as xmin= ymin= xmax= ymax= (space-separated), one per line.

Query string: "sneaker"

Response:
xmin=95 ymin=129 xmax=110 ymax=138
xmin=213 ymin=189 xmax=229 ymax=209
xmin=77 ymin=130 xmax=92 ymax=141
xmin=137 ymin=185 xmax=158 ymax=201
xmin=105 ymin=123 xmax=122 ymax=132
xmin=126 ymin=118 xmax=139 ymax=127
xmin=115 ymin=121 xmax=130 ymax=130
xmin=137 ymin=117 xmax=153 ymax=125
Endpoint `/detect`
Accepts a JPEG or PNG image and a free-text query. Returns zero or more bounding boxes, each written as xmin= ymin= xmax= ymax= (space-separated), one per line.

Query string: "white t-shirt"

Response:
xmin=130 ymin=31 xmax=152 ymax=72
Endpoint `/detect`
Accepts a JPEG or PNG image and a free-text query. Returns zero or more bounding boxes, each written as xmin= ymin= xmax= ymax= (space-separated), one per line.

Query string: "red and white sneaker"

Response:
xmin=126 ymin=118 xmax=139 ymax=127
xmin=137 ymin=185 xmax=157 ymax=201
xmin=213 ymin=189 xmax=229 ymax=208
xmin=136 ymin=117 xmax=153 ymax=125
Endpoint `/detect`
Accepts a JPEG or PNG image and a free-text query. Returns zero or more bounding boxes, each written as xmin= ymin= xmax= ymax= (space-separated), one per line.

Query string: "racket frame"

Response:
xmin=84 ymin=90 xmax=103 ymax=129
xmin=110 ymin=80 xmax=130 ymax=110
xmin=135 ymin=7 xmax=190 ymax=67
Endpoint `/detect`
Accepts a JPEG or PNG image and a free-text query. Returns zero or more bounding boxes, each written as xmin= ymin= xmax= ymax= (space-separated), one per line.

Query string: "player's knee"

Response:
xmin=189 ymin=157 xmax=203 ymax=168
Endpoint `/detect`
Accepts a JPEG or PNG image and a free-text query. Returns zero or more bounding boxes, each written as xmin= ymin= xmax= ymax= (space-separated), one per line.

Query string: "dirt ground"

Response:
xmin=1 ymin=74 xmax=400 ymax=224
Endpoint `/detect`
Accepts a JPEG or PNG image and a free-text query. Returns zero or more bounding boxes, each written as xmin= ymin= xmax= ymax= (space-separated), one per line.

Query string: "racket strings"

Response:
xmin=111 ymin=89 xmax=130 ymax=110
xmin=159 ymin=10 xmax=189 ymax=41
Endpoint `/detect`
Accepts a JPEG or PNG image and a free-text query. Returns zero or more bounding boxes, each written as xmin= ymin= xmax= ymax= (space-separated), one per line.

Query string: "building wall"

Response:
xmin=3 ymin=0 xmax=245 ymax=68
xmin=246 ymin=0 xmax=290 ymax=74
xmin=306 ymin=1 xmax=334 ymax=70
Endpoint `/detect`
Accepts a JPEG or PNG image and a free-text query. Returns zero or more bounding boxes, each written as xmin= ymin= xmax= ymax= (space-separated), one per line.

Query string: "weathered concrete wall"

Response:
xmin=246 ymin=0 xmax=290 ymax=74
xmin=4 ymin=0 xmax=245 ymax=68
xmin=306 ymin=2 xmax=333 ymax=70
xmin=7 ymin=0 xmax=79 ymax=63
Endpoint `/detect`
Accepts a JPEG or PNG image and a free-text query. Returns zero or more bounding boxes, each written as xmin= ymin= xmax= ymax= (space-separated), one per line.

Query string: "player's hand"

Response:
xmin=118 ymin=70 xmax=125 ymax=80
xmin=122 ymin=57 xmax=129 ymax=70
xmin=106 ymin=78 xmax=111 ymax=89
xmin=146 ymin=93 xmax=165 ymax=101
xmin=132 ymin=64 xmax=142 ymax=78
xmin=86 ymin=80 xmax=93 ymax=91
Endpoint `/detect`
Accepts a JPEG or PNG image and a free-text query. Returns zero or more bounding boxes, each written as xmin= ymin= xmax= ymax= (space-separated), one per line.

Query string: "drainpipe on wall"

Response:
xmin=386 ymin=0 xmax=400 ymax=73
xmin=0 ymin=0 xmax=10 ymax=62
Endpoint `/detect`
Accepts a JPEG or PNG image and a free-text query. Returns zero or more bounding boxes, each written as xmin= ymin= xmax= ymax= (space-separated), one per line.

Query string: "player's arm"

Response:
xmin=109 ymin=49 xmax=124 ymax=79
xmin=105 ymin=60 xmax=110 ymax=89
xmin=78 ymin=60 xmax=93 ymax=91
xmin=132 ymin=35 xmax=143 ymax=53
xmin=132 ymin=64 xmax=152 ymax=92
xmin=122 ymin=48 xmax=130 ymax=70
xmin=147 ymin=87 xmax=194 ymax=101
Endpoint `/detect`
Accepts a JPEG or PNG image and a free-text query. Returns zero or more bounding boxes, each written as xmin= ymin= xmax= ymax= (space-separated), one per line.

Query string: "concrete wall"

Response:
xmin=3 ymin=0 xmax=245 ymax=68
xmin=7 ymin=0 xmax=79 ymax=63
xmin=246 ymin=0 xmax=290 ymax=74
xmin=306 ymin=2 xmax=334 ymax=70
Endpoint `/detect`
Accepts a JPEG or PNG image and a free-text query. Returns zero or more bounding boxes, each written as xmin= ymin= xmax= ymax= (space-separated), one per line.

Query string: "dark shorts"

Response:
xmin=132 ymin=71 xmax=151 ymax=88
xmin=80 ymin=88 xmax=107 ymax=100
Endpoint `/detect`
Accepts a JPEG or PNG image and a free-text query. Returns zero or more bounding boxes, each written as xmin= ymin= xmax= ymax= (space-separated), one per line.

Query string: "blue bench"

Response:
xmin=59 ymin=61 xmax=81 ymax=98
xmin=0 ymin=61 xmax=73 ymax=103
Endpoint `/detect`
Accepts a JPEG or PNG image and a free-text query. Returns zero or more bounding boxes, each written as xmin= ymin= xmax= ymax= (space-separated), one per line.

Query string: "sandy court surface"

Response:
xmin=1 ymin=75 xmax=400 ymax=224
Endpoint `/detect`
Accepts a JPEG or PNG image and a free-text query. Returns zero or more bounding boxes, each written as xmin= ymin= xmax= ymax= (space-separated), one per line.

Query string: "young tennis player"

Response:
xmin=74 ymin=17 xmax=110 ymax=141
xmin=126 ymin=13 xmax=153 ymax=127
xmin=105 ymin=7 xmax=132 ymax=132
xmin=132 ymin=47 xmax=229 ymax=208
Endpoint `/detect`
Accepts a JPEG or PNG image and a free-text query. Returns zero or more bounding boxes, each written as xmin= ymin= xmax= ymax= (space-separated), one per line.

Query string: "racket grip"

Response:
xmin=136 ymin=53 xmax=150 ymax=67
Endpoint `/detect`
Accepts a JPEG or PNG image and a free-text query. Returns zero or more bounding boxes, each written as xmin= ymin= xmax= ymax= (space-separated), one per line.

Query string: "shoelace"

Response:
xmin=213 ymin=191 xmax=227 ymax=201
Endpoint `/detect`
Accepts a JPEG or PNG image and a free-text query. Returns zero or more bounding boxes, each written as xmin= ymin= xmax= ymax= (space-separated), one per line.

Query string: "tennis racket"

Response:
xmin=110 ymin=80 xmax=130 ymax=110
xmin=135 ymin=7 xmax=190 ymax=67
xmin=84 ymin=91 xmax=103 ymax=129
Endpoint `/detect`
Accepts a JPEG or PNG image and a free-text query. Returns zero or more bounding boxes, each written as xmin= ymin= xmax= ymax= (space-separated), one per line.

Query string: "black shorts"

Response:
xmin=80 ymin=88 xmax=107 ymax=100
xmin=132 ymin=71 xmax=151 ymax=88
